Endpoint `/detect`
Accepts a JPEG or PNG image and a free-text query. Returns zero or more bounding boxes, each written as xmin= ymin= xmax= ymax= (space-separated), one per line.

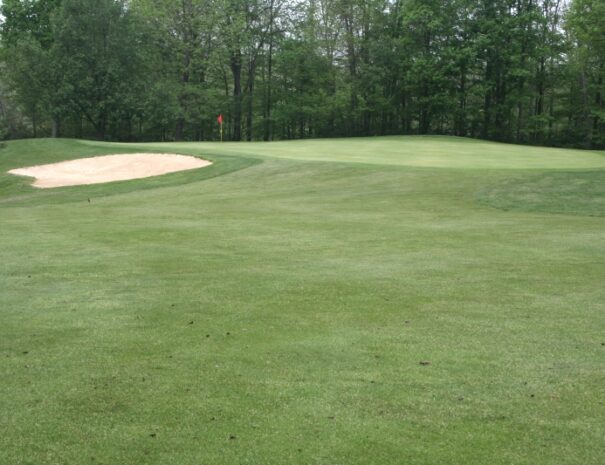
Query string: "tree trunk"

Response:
xmin=95 ymin=125 xmax=106 ymax=141
xmin=457 ymin=70 xmax=467 ymax=136
xmin=246 ymin=59 xmax=257 ymax=141
xmin=231 ymin=51 xmax=242 ymax=141
xmin=176 ymin=50 xmax=191 ymax=142
xmin=343 ymin=10 xmax=357 ymax=135
xmin=593 ymin=74 xmax=603 ymax=146
xmin=32 ymin=110 xmax=37 ymax=138
xmin=51 ymin=118 xmax=60 ymax=138
xmin=580 ymin=70 xmax=591 ymax=147
xmin=264 ymin=32 xmax=274 ymax=141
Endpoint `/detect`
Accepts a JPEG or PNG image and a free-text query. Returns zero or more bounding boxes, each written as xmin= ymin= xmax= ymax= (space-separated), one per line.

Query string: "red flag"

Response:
xmin=217 ymin=114 xmax=223 ymax=125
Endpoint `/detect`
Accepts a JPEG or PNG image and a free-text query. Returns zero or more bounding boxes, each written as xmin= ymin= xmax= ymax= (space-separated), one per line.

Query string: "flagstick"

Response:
xmin=218 ymin=114 xmax=224 ymax=142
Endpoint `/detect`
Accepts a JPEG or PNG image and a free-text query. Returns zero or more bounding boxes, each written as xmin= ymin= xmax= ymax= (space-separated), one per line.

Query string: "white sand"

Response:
xmin=8 ymin=153 xmax=212 ymax=188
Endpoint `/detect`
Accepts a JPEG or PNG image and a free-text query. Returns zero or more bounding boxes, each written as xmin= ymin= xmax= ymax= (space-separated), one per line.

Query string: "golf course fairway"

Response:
xmin=1 ymin=136 xmax=604 ymax=464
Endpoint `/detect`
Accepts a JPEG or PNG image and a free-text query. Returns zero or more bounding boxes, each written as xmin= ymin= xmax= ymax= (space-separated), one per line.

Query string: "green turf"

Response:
xmin=1 ymin=136 xmax=604 ymax=465
xmin=478 ymin=170 xmax=605 ymax=217
xmin=82 ymin=135 xmax=605 ymax=170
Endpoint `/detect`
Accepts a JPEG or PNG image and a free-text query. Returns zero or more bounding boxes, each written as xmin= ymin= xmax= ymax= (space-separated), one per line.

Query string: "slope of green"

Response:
xmin=1 ymin=137 xmax=604 ymax=465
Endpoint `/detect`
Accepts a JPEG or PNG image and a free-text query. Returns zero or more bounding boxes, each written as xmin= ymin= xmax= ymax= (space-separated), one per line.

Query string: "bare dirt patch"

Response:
xmin=8 ymin=153 xmax=212 ymax=188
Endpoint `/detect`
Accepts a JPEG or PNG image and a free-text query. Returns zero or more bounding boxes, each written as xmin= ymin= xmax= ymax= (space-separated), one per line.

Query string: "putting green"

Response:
xmin=1 ymin=136 xmax=604 ymax=465
xmin=86 ymin=135 xmax=605 ymax=170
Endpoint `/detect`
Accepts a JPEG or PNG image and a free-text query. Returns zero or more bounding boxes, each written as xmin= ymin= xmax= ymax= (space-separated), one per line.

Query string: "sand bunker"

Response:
xmin=8 ymin=153 xmax=212 ymax=188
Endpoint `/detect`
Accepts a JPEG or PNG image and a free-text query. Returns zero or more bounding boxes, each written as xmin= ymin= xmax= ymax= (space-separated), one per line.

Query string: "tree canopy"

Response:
xmin=0 ymin=0 xmax=603 ymax=148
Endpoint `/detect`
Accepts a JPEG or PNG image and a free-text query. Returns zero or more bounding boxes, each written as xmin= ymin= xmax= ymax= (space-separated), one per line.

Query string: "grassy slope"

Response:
xmin=0 ymin=137 xmax=604 ymax=465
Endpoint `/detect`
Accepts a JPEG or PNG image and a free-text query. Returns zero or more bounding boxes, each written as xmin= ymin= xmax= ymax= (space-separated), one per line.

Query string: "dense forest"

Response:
xmin=0 ymin=0 xmax=603 ymax=148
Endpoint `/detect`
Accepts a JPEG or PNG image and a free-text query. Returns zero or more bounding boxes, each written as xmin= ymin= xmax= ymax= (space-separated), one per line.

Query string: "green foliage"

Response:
xmin=566 ymin=0 xmax=605 ymax=148
xmin=0 ymin=69 xmax=30 ymax=139
xmin=0 ymin=0 xmax=61 ymax=136
xmin=0 ymin=0 xmax=61 ymax=48
xmin=0 ymin=0 xmax=603 ymax=146
xmin=50 ymin=0 xmax=150 ymax=139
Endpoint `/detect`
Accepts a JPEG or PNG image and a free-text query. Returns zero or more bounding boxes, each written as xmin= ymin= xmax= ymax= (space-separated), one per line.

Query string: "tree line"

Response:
xmin=0 ymin=0 xmax=603 ymax=148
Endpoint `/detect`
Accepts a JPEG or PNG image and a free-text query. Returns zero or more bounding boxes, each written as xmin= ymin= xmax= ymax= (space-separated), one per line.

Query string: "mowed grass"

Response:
xmin=0 ymin=136 xmax=604 ymax=465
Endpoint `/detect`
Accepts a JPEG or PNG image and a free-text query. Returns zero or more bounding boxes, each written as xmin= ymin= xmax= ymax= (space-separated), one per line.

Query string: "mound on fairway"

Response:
xmin=7 ymin=153 xmax=212 ymax=188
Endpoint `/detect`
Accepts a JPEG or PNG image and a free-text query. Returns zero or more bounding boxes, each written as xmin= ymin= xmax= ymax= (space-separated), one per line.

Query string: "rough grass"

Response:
xmin=1 ymin=137 xmax=604 ymax=465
